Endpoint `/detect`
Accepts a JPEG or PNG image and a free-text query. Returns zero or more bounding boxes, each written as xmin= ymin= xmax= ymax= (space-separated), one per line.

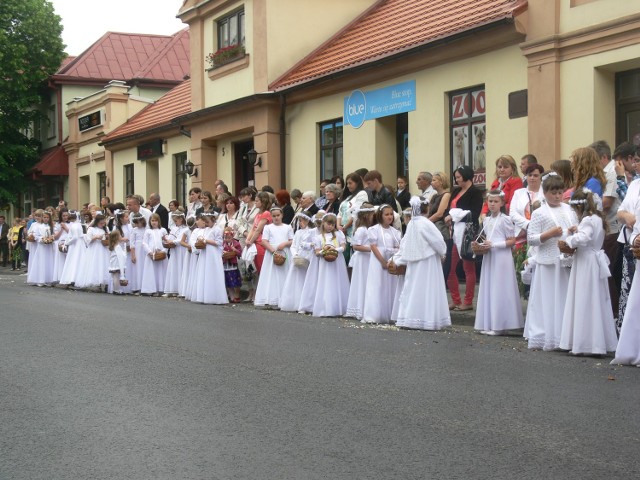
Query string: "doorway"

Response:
xmin=234 ymin=140 xmax=255 ymax=194
xmin=616 ymin=69 xmax=640 ymax=146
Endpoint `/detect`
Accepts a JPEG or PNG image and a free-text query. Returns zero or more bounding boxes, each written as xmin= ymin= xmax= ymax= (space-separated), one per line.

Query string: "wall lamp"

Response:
xmin=185 ymin=160 xmax=198 ymax=178
xmin=246 ymin=148 xmax=262 ymax=168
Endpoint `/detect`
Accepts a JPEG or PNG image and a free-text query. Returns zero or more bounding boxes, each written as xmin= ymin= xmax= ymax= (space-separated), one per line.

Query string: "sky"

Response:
xmin=49 ymin=0 xmax=186 ymax=56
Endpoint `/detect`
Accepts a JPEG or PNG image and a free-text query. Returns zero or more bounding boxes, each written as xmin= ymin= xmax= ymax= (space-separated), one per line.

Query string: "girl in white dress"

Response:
xmin=178 ymin=217 xmax=195 ymax=298
xmin=193 ymin=213 xmax=228 ymax=305
xmin=128 ymin=214 xmax=147 ymax=293
xmin=559 ymin=188 xmax=618 ymax=355
xmin=474 ymin=190 xmax=524 ymax=335
xmin=185 ymin=215 xmax=207 ymax=301
xmin=25 ymin=211 xmax=42 ymax=271
xmin=113 ymin=210 xmax=132 ymax=294
xmin=107 ymin=230 xmax=127 ymax=294
xmin=395 ymin=197 xmax=451 ymax=330
xmin=345 ymin=204 xmax=376 ymax=319
xmin=297 ymin=212 xmax=324 ymax=314
xmin=140 ymin=213 xmax=168 ymax=296
xmin=59 ymin=211 xmax=85 ymax=286
xmin=312 ymin=213 xmax=350 ymax=317
xmin=611 ymin=206 xmax=640 ymax=366
xmin=255 ymin=207 xmax=294 ymax=308
xmin=75 ymin=214 xmax=110 ymax=290
xmin=525 ymin=174 xmax=577 ymax=350
xmin=279 ymin=213 xmax=314 ymax=311
xmin=362 ymin=205 xmax=401 ymax=324
xmin=27 ymin=210 xmax=56 ymax=286
xmin=52 ymin=210 xmax=69 ymax=283
xmin=163 ymin=210 xmax=188 ymax=296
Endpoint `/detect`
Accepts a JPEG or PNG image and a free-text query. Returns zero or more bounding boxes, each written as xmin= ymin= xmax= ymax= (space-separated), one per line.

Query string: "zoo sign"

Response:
xmin=344 ymin=80 xmax=416 ymax=128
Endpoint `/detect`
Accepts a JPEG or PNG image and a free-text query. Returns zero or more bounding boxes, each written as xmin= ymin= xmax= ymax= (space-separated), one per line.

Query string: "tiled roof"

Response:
xmin=29 ymin=146 xmax=69 ymax=177
xmin=102 ymin=79 xmax=191 ymax=143
xmin=54 ymin=29 xmax=190 ymax=83
xmin=270 ymin=0 xmax=525 ymax=90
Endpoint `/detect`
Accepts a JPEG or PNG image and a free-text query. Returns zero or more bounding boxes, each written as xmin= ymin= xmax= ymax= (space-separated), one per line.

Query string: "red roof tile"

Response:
xmin=55 ymin=29 xmax=190 ymax=84
xmin=270 ymin=0 xmax=525 ymax=90
xmin=29 ymin=146 xmax=69 ymax=177
xmin=102 ymin=79 xmax=191 ymax=143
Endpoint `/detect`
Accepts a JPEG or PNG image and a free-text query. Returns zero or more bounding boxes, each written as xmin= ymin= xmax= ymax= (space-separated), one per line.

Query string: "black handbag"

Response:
xmin=622 ymin=228 xmax=635 ymax=264
xmin=460 ymin=213 xmax=477 ymax=261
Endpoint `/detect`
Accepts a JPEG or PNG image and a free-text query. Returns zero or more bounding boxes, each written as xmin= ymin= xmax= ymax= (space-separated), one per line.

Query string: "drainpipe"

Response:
xmin=279 ymin=93 xmax=286 ymax=189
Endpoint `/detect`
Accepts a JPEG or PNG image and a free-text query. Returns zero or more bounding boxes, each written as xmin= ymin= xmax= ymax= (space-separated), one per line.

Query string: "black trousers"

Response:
xmin=0 ymin=242 xmax=8 ymax=266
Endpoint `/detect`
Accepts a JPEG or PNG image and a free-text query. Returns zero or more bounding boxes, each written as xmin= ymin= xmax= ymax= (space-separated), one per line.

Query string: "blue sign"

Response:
xmin=344 ymin=80 xmax=416 ymax=128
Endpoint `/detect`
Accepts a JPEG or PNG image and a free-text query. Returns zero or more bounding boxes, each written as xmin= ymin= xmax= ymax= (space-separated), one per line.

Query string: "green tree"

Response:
xmin=0 ymin=0 xmax=65 ymax=206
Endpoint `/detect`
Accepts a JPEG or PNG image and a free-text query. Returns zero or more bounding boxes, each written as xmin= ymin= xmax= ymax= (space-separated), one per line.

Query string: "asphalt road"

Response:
xmin=1 ymin=270 xmax=639 ymax=480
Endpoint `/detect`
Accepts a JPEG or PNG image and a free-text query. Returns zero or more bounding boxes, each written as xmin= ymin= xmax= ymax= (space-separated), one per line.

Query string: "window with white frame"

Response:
xmin=320 ymin=120 xmax=343 ymax=180
xmin=174 ymin=152 xmax=188 ymax=208
xmin=124 ymin=164 xmax=135 ymax=197
xmin=47 ymin=105 xmax=56 ymax=139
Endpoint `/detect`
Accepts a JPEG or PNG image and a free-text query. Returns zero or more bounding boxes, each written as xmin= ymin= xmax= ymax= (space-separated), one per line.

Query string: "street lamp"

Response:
xmin=246 ymin=149 xmax=262 ymax=168
xmin=185 ymin=160 xmax=198 ymax=178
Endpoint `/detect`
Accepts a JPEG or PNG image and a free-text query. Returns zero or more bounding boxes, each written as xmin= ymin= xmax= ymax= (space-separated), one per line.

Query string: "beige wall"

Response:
xmin=561 ymin=0 xmax=639 ymax=33
xmin=560 ymin=43 xmax=640 ymax=157
xmin=110 ymin=134 xmax=192 ymax=204
xmin=286 ymin=45 xmax=528 ymax=193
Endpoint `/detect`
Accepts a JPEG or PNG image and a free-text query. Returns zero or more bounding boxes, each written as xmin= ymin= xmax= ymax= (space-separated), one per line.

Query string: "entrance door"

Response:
xmin=233 ymin=140 xmax=255 ymax=194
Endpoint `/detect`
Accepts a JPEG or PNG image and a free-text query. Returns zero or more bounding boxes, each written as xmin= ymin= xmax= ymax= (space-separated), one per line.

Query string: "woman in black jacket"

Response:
xmin=444 ymin=165 xmax=483 ymax=311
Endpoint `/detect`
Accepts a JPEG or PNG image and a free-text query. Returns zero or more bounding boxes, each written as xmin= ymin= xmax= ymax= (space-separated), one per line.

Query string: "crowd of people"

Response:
xmin=4 ymin=141 xmax=640 ymax=366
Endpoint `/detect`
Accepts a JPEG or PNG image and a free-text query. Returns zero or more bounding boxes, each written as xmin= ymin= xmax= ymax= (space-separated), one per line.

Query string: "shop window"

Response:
xmin=124 ymin=164 xmax=135 ymax=197
xmin=47 ymin=105 xmax=56 ymax=139
xmin=449 ymin=86 xmax=486 ymax=186
xmin=217 ymin=9 xmax=245 ymax=49
xmin=320 ymin=120 xmax=343 ymax=180
xmin=98 ymin=172 xmax=107 ymax=202
xmin=174 ymin=152 xmax=188 ymax=208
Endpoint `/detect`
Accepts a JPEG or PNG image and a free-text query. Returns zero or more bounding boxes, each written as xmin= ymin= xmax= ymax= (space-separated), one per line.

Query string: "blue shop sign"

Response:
xmin=344 ymin=80 xmax=416 ymax=129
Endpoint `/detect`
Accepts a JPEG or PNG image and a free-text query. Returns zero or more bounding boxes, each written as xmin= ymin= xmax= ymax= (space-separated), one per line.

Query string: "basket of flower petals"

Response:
xmin=273 ymin=250 xmax=286 ymax=266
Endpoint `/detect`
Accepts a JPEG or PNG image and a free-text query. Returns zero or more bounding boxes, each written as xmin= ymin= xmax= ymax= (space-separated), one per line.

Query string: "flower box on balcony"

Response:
xmin=206 ymin=44 xmax=246 ymax=68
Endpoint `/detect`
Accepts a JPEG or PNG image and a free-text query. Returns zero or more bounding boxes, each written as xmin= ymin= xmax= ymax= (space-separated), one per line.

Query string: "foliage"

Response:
xmin=206 ymin=44 xmax=245 ymax=68
xmin=0 ymin=0 xmax=66 ymax=205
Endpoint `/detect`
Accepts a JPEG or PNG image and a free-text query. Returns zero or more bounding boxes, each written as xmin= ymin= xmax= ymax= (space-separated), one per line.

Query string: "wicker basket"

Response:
xmin=101 ymin=238 xmax=109 ymax=246
xmin=27 ymin=234 xmax=35 ymax=242
xmin=471 ymin=241 xmax=490 ymax=256
xmin=152 ymin=250 xmax=167 ymax=261
xmin=273 ymin=251 xmax=286 ymax=266
xmin=557 ymin=240 xmax=576 ymax=256
xmin=162 ymin=241 xmax=175 ymax=249
xmin=57 ymin=243 xmax=67 ymax=253
xmin=293 ymin=255 xmax=309 ymax=268
xmin=195 ymin=238 xmax=206 ymax=250
xmin=387 ymin=261 xmax=406 ymax=276
xmin=322 ymin=249 xmax=338 ymax=262
xmin=119 ymin=279 xmax=129 ymax=287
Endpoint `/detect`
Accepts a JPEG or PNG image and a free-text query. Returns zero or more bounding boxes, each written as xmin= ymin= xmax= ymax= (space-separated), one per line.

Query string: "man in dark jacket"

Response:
xmin=363 ymin=170 xmax=398 ymax=212
xmin=148 ymin=193 xmax=169 ymax=230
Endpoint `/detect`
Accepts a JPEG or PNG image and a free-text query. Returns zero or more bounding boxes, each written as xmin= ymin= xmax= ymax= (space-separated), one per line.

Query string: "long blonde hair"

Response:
xmin=571 ymin=147 xmax=606 ymax=191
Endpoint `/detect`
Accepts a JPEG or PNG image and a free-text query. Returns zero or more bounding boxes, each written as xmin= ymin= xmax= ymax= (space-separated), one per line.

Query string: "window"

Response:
xmin=98 ymin=172 xmax=107 ymax=202
xmin=320 ymin=120 xmax=343 ymax=180
xmin=217 ymin=9 xmax=245 ymax=49
xmin=35 ymin=185 xmax=46 ymax=209
xmin=47 ymin=105 xmax=56 ymax=139
xmin=124 ymin=164 xmax=135 ymax=197
xmin=174 ymin=152 xmax=188 ymax=208
xmin=23 ymin=190 xmax=32 ymax=217
xmin=449 ymin=86 xmax=486 ymax=186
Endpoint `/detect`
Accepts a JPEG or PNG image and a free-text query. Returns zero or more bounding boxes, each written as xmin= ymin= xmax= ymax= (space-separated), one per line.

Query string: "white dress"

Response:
xmin=311 ymin=230 xmax=350 ymax=317
xmin=118 ymin=225 xmax=133 ymax=294
xmin=396 ymin=217 xmax=451 ymax=330
xmin=612 ymin=219 xmax=640 ymax=365
xmin=193 ymin=225 xmax=228 ymax=304
xmin=255 ymin=223 xmax=294 ymax=307
xmin=52 ymin=222 xmax=68 ymax=282
xmin=474 ymin=214 xmax=524 ymax=332
xmin=75 ymin=226 xmax=110 ymax=288
xmin=560 ymin=215 xmax=618 ymax=354
xmin=129 ymin=226 xmax=146 ymax=292
xmin=362 ymin=224 xmax=401 ymax=324
xmin=279 ymin=227 xmax=315 ymax=311
xmin=140 ymin=228 xmax=168 ymax=294
xmin=178 ymin=229 xmax=193 ymax=297
xmin=297 ymin=227 xmax=320 ymax=313
xmin=27 ymin=223 xmax=56 ymax=285
xmin=59 ymin=222 xmax=85 ymax=285
xmin=185 ymin=227 xmax=205 ymax=301
xmin=164 ymin=225 xmax=189 ymax=294
xmin=345 ymin=226 xmax=371 ymax=319
xmin=525 ymin=203 xmax=576 ymax=350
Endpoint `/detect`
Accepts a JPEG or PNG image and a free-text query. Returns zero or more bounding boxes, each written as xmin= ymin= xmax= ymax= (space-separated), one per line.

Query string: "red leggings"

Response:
xmin=447 ymin=244 xmax=476 ymax=306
